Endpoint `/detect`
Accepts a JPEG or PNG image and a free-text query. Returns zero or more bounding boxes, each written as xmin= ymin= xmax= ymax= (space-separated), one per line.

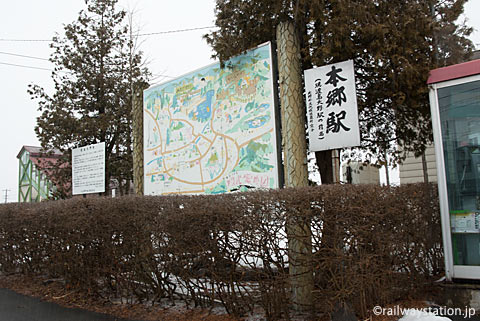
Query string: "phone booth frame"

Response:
xmin=428 ymin=58 xmax=480 ymax=280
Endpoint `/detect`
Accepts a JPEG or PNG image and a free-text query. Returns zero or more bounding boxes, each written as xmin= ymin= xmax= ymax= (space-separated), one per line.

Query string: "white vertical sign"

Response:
xmin=304 ymin=59 xmax=360 ymax=152
xmin=72 ymin=142 xmax=105 ymax=195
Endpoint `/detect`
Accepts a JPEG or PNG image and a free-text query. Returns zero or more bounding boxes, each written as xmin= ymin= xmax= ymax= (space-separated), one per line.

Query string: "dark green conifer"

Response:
xmin=29 ymin=0 xmax=149 ymax=197
xmin=206 ymin=0 xmax=473 ymax=180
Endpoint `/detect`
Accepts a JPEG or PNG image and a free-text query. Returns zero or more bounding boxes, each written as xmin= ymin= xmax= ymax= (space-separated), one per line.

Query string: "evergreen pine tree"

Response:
xmin=205 ymin=0 xmax=474 ymax=182
xmin=29 ymin=0 xmax=149 ymax=197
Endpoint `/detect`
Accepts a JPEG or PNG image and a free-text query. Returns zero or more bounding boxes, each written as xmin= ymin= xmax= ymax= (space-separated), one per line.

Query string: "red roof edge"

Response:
xmin=17 ymin=145 xmax=62 ymax=159
xmin=427 ymin=59 xmax=480 ymax=85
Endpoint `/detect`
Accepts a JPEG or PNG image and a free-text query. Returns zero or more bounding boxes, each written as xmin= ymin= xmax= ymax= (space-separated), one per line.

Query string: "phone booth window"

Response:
xmin=438 ymin=80 xmax=480 ymax=265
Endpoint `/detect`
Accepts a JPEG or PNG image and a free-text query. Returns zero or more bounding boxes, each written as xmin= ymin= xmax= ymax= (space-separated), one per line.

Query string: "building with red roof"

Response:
xmin=17 ymin=146 xmax=63 ymax=202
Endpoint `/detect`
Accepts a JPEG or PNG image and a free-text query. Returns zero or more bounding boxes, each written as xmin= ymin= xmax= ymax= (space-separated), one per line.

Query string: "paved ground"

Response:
xmin=3 ymin=284 xmax=480 ymax=321
xmin=0 ymin=288 xmax=142 ymax=321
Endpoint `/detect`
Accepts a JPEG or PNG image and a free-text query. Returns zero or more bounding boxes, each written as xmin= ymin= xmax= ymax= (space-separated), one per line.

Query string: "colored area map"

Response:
xmin=143 ymin=43 xmax=280 ymax=195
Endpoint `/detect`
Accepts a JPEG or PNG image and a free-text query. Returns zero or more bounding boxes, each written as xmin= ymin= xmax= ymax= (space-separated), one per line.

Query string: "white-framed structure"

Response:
xmin=72 ymin=142 xmax=105 ymax=195
xmin=143 ymin=42 xmax=282 ymax=195
xmin=428 ymin=58 xmax=480 ymax=280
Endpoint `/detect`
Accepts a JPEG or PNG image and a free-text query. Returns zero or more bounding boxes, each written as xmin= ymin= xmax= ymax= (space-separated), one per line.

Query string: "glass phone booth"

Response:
xmin=428 ymin=59 xmax=480 ymax=280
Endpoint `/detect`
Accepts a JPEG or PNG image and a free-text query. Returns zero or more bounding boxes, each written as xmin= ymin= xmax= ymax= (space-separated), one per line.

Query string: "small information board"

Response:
xmin=450 ymin=210 xmax=480 ymax=233
xmin=72 ymin=142 xmax=105 ymax=195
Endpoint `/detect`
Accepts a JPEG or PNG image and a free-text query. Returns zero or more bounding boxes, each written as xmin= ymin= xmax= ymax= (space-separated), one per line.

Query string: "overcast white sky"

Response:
xmin=0 ymin=1 xmax=479 ymax=202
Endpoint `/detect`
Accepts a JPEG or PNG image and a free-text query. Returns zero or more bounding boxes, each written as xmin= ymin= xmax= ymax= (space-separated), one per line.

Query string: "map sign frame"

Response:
xmin=143 ymin=42 xmax=281 ymax=195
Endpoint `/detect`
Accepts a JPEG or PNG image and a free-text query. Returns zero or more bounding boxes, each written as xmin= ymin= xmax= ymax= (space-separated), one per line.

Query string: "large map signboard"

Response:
xmin=143 ymin=42 xmax=280 ymax=195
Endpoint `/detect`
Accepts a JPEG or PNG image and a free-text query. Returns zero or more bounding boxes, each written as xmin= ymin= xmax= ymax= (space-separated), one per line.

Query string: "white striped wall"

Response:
xmin=399 ymin=144 xmax=438 ymax=184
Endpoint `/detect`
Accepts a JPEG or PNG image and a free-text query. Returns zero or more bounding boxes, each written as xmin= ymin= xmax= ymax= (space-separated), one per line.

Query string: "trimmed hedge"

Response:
xmin=0 ymin=184 xmax=442 ymax=319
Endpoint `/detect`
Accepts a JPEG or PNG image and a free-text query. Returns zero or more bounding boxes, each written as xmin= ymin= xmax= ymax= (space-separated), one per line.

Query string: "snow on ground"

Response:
xmin=399 ymin=309 xmax=452 ymax=321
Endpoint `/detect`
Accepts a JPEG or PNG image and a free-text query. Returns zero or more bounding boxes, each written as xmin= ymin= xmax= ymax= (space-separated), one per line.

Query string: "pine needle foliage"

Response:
xmin=28 ymin=0 xmax=149 ymax=197
xmin=205 ymin=0 xmax=474 ymax=168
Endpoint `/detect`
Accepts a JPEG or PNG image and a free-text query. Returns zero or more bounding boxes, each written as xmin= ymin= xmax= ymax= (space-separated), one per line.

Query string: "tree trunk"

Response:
xmin=132 ymin=85 xmax=145 ymax=195
xmin=315 ymin=150 xmax=334 ymax=184
xmin=422 ymin=152 xmax=429 ymax=183
xmin=277 ymin=20 xmax=313 ymax=313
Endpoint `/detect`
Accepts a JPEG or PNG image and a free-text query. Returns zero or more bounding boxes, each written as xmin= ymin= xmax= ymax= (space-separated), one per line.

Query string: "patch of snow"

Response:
xmin=399 ymin=309 xmax=451 ymax=321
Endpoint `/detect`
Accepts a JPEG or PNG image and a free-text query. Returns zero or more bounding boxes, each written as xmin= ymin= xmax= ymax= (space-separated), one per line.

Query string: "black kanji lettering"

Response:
xmin=326 ymin=110 xmax=350 ymax=133
xmin=325 ymin=65 xmax=347 ymax=87
xmin=326 ymin=86 xmax=347 ymax=107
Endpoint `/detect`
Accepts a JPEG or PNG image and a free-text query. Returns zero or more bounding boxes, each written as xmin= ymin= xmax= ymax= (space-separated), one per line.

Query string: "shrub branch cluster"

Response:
xmin=0 ymin=184 xmax=442 ymax=319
